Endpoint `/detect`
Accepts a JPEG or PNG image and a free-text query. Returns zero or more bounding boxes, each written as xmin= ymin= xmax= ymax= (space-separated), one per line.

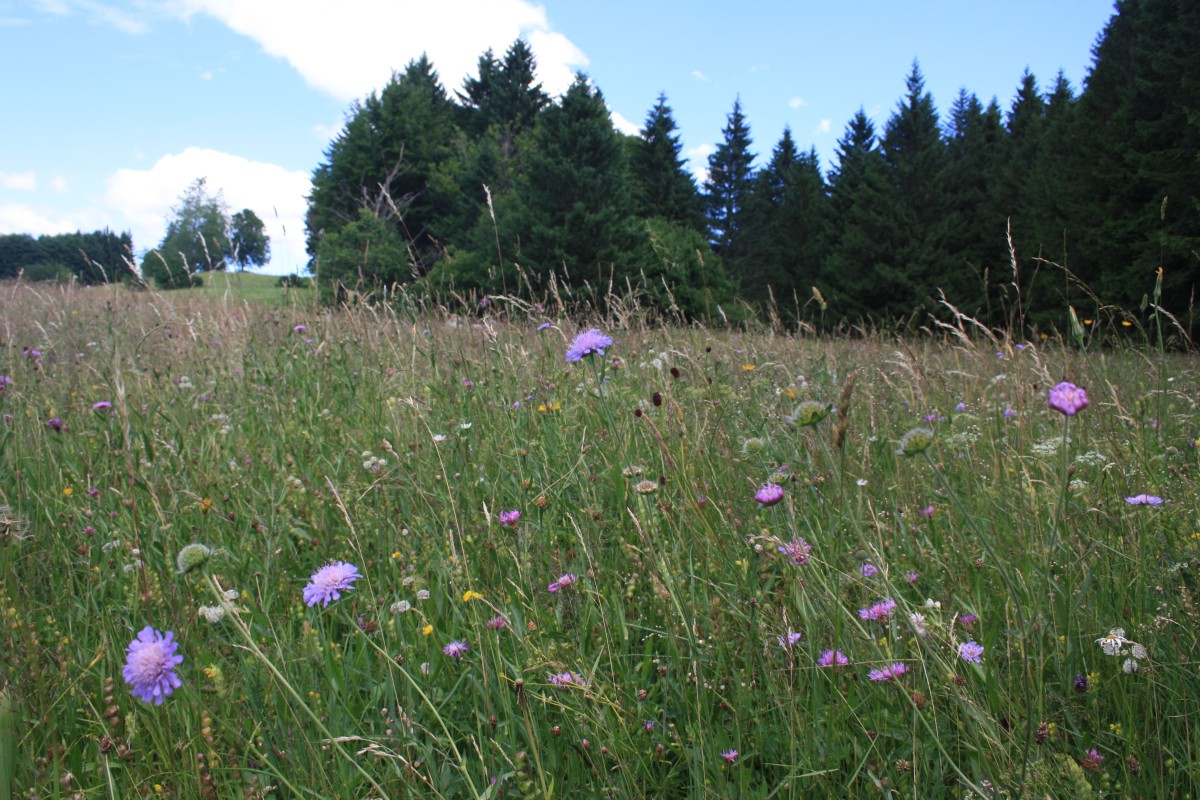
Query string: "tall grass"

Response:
xmin=0 ymin=279 xmax=1197 ymax=799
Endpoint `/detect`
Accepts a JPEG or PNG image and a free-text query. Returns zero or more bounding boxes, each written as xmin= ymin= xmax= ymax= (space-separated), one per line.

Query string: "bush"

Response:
xmin=21 ymin=261 xmax=75 ymax=283
xmin=277 ymin=274 xmax=312 ymax=289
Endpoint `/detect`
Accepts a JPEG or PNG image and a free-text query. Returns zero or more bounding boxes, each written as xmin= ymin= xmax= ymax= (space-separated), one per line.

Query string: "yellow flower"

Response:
xmin=784 ymin=387 xmax=796 ymax=399
xmin=62 ymin=487 xmax=73 ymax=496
xmin=421 ymin=624 xmax=433 ymax=636
xmin=1121 ymin=320 xmax=1132 ymax=327
xmin=199 ymin=497 xmax=213 ymax=513
xmin=462 ymin=590 xmax=484 ymax=602
xmin=741 ymin=363 xmax=756 ymax=372
xmin=391 ymin=551 xmax=401 ymax=559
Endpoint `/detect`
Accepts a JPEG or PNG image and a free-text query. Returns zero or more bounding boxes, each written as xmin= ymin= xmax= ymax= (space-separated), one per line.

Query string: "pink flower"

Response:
xmin=548 ymin=573 xmax=578 ymax=593
xmin=486 ymin=615 xmax=508 ymax=630
xmin=860 ymin=563 xmax=878 ymax=577
xmin=858 ymin=598 xmax=897 ymax=622
xmin=1048 ymin=381 xmax=1089 ymax=416
xmin=720 ymin=749 xmax=739 ymax=764
xmin=817 ymin=649 xmax=849 ymax=668
xmin=777 ymin=537 xmax=812 ymax=565
xmin=958 ymin=641 xmax=985 ymax=663
xmin=777 ymin=631 xmax=803 ymax=648
xmin=499 ymin=509 xmax=521 ymax=527
xmin=302 ymin=561 xmax=362 ymax=607
xmin=443 ymin=640 xmax=469 ymax=658
xmin=755 ymin=483 xmax=784 ymax=506
xmin=867 ymin=662 xmax=908 ymax=682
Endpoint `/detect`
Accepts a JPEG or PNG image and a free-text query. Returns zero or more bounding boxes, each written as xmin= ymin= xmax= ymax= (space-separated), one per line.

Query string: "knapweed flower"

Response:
xmin=1125 ymin=494 xmax=1164 ymax=506
xmin=868 ymin=662 xmax=908 ymax=682
xmin=93 ymin=400 xmax=112 ymax=412
xmin=905 ymin=571 xmax=921 ymax=583
xmin=895 ymin=427 xmax=934 ymax=457
xmin=858 ymin=598 xmax=897 ymax=622
xmin=1096 ymin=628 xmax=1129 ymax=656
xmin=302 ymin=561 xmax=361 ymax=607
xmin=499 ymin=509 xmax=521 ymax=527
xmin=46 ymin=417 xmax=66 ymax=432
xmin=486 ymin=615 xmax=508 ymax=630
xmin=548 ymin=671 xmax=584 ymax=686
xmin=123 ymin=627 xmax=184 ymax=705
xmin=1048 ymin=381 xmax=1089 ymax=416
xmin=0 ymin=375 xmax=10 ymax=391
xmin=443 ymin=640 xmax=469 ymax=658
xmin=958 ymin=613 xmax=977 ymax=629
xmin=566 ymin=329 xmax=613 ymax=362
xmin=720 ymin=749 xmax=739 ymax=765
xmin=958 ymin=641 xmax=985 ymax=663
xmin=548 ymin=573 xmax=578 ymax=593
xmin=818 ymin=649 xmax=849 ymax=668
xmin=778 ymin=537 xmax=812 ymax=565
xmin=860 ymin=563 xmax=878 ymax=578
xmin=777 ymin=631 xmax=803 ymax=648
xmin=292 ymin=324 xmax=307 ymax=333
xmin=755 ymin=483 xmax=784 ymax=506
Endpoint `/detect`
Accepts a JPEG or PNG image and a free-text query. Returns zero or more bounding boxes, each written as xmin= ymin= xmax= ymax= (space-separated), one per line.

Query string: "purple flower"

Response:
xmin=905 ymin=571 xmax=921 ymax=583
xmin=122 ymin=626 xmax=184 ymax=705
xmin=818 ymin=649 xmax=849 ymax=668
xmin=860 ymin=563 xmax=878 ymax=578
xmin=548 ymin=573 xmax=578 ymax=593
xmin=958 ymin=613 xmax=977 ymax=629
xmin=24 ymin=347 xmax=41 ymax=359
xmin=462 ymin=378 xmax=475 ymax=387
xmin=499 ymin=509 xmax=521 ymax=528
xmin=720 ymin=749 xmax=739 ymax=765
xmin=537 ymin=322 xmax=551 ymax=331
xmin=1125 ymin=494 xmax=1164 ymax=506
xmin=858 ymin=598 xmax=897 ymax=622
xmin=548 ymin=671 xmax=583 ymax=686
xmin=644 ymin=720 xmax=655 ymax=732
xmin=302 ymin=561 xmax=362 ymax=607
xmin=486 ymin=615 xmax=508 ymax=630
xmin=954 ymin=401 xmax=967 ymax=412
xmin=292 ymin=324 xmax=307 ymax=333
xmin=1074 ymin=673 xmax=1090 ymax=693
xmin=1048 ymin=381 xmax=1089 ymax=416
xmin=1080 ymin=748 xmax=1104 ymax=771
xmin=566 ymin=329 xmax=613 ymax=362
xmin=46 ymin=417 xmax=66 ymax=432
xmin=755 ymin=483 xmax=784 ymax=506
xmin=443 ymin=640 xmax=469 ymax=658
xmin=93 ymin=400 xmax=112 ymax=412
xmin=958 ymin=641 xmax=985 ymax=663
xmin=777 ymin=631 xmax=803 ymax=648
xmin=777 ymin=537 xmax=812 ymax=566
xmin=0 ymin=376 xmax=11 ymax=391
xmin=918 ymin=505 xmax=936 ymax=518
xmin=1003 ymin=407 xmax=1017 ymax=419
xmin=867 ymin=662 xmax=908 ymax=682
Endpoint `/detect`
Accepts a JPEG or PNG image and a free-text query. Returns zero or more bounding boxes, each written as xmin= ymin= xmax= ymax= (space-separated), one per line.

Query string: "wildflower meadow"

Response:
xmin=1 ymin=280 xmax=1198 ymax=799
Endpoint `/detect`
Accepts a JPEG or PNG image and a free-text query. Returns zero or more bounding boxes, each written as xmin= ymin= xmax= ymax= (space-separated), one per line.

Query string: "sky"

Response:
xmin=0 ymin=0 xmax=1118 ymax=276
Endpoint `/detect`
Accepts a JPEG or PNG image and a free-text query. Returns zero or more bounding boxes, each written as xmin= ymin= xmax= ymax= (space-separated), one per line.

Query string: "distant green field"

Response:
xmin=175 ymin=270 xmax=316 ymax=307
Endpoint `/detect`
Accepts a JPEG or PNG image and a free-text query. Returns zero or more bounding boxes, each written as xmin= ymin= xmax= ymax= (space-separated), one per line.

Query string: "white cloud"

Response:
xmin=610 ymin=110 xmax=640 ymax=137
xmin=685 ymin=143 xmax=717 ymax=186
xmin=200 ymin=69 xmax=214 ymax=80
xmin=50 ymin=175 xmax=70 ymax=193
xmin=814 ymin=119 xmax=832 ymax=135
xmin=106 ymin=147 xmax=311 ymax=274
xmin=0 ymin=171 xmax=37 ymax=191
xmin=0 ymin=202 xmax=102 ymax=236
xmin=691 ymin=69 xmax=708 ymax=82
xmin=169 ymin=0 xmax=588 ymax=102
xmin=788 ymin=96 xmax=806 ymax=109
xmin=312 ymin=118 xmax=345 ymax=143
xmin=34 ymin=0 xmax=149 ymax=34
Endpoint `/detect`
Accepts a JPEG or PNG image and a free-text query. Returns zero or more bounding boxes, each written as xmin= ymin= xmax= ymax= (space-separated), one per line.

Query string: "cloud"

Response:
xmin=106 ymin=147 xmax=311 ymax=274
xmin=685 ymin=143 xmax=717 ymax=186
xmin=788 ymin=96 xmax=806 ymax=109
xmin=813 ymin=119 xmax=832 ymax=135
xmin=34 ymin=0 xmax=149 ymax=34
xmin=0 ymin=203 xmax=102 ymax=236
xmin=0 ymin=171 xmax=37 ymax=191
xmin=169 ymin=0 xmax=589 ymax=102
xmin=50 ymin=175 xmax=70 ymax=193
xmin=610 ymin=110 xmax=640 ymax=137
xmin=691 ymin=70 xmax=708 ymax=82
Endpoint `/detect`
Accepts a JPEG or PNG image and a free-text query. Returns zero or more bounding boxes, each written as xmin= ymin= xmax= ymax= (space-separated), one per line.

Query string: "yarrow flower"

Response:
xmin=958 ymin=641 xmax=985 ymax=663
xmin=499 ymin=509 xmax=521 ymax=527
xmin=1048 ymin=381 xmax=1089 ymax=416
xmin=122 ymin=626 xmax=184 ymax=705
xmin=818 ymin=649 xmax=849 ymax=668
xmin=302 ymin=561 xmax=362 ymax=607
xmin=777 ymin=537 xmax=812 ymax=565
xmin=868 ymin=662 xmax=908 ymax=682
xmin=565 ymin=329 xmax=613 ymax=362
xmin=548 ymin=573 xmax=578 ymax=593
xmin=755 ymin=483 xmax=784 ymax=506
xmin=1124 ymin=494 xmax=1164 ymax=506
xmin=443 ymin=640 xmax=469 ymax=658
xmin=858 ymin=598 xmax=897 ymax=622
xmin=777 ymin=631 xmax=803 ymax=648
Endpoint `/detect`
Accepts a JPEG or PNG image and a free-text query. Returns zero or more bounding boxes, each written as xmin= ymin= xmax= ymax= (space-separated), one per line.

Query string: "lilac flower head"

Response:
xmin=292 ymin=324 xmax=307 ymax=333
xmin=122 ymin=626 xmax=184 ymax=705
xmin=1074 ymin=673 xmax=1090 ymax=693
xmin=537 ymin=322 xmax=551 ymax=331
xmin=755 ymin=483 xmax=784 ymax=507
xmin=777 ymin=537 xmax=812 ymax=566
xmin=1048 ymin=381 xmax=1089 ymax=416
xmin=860 ymin=563 xmax=878 ymax=578
xmin=499 ymin=509 xmax=521 ymax=528
xmin=548 ymin=572 xmax=578 ymax=593
xmin=958 ymin=613 xmax=977 ymax=629
xmin=0 ymin=375 xmax=10 ymax=389
xmin=818 ymin=649 xmax=849 ymax=668
xmin=958 ymin=641 xmax=985 ymax=663
xmin=868 ymin=662 xmax=908 ymax=682
xmin=1003 ymin=407 xmax=1017 ymax=419
xmin=905 ymin=571 xmax=921 ymax=583
xmin=302 ymin=561 xmax=362 ymax=607
xmin=954 ymin=401 xmax=967 ymax=412
xmin=720 ymin=749 xmax=739 ymax=765
xmin=777 ymin=631 xmax=803 ymax=648
xmin=548 ymin=671 xmax=584 ymax=686
xmin=46 ymin=416 xmax=66 ymax=432
xmin=858 ymin=598 xmax=897 ymax=622
xmin=443 ymin=640 xmax=469 ymax=658
xmin=565 ymin=329 xmax=614 ymax=362
xmin=1125 ymin=494 xmax=1164 ymax=506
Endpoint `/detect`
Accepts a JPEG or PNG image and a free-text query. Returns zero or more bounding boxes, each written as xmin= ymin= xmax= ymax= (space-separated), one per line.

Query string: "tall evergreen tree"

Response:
xmin=457 ymin=39 xmax=550 ymax=139
xmin=704 ymin=98 xmax=756 ymax=261
xmin=630 ymin=94 xmax=703 ymax=228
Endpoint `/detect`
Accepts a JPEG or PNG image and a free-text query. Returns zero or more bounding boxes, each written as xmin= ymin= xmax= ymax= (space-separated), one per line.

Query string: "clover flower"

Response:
xmin=122 ymin=627 xmax=184 ymax=705
xmin=302 ymin=561 xmax=362 ymax=607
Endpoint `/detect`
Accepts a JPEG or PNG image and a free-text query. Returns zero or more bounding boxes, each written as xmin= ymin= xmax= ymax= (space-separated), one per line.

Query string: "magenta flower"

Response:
xmin=46 ymin=416 xmax=66 ymax=432
xmin=548 ymin=573 xmax=578 ymax=593
xmin=958 ymin=641 xmax=985 ymax=663
xmin=905 ymin=571 xmax=921 ymax=583
xmin=302 ymin=561 xmax=362 ymax=607
xmin=0 ymin=375 xmax=11 ymax=389
xmin=777 ymin=631 xmax=803 ymax=648
xmin=755 ymin=483 xmax=784 ymax=506
xmin=1125 ymin=494 xmax=1164 ymax=506
xmin=858 ymin=598 xmax=897 ymax=622
xmin=918 ymin=505 xmax=936 ymax=518
xmin=1048 ymin=381 xmax=1089 ymax=416
xmin=122 ymin=627 xmax=184 ymax=705
xmin=499 ymin=509 xmax=521 ymax=527
xmin=867 ymin=662 xmax=908 ymax=682
xmin=1080 ymin=747 xmax=1104 ymax=771
xmin=486 ymin=615 xmax=508 ymax=630
xmin=860 ymin=563 xmax=878 ymax=577
xmin=818 ymin=649 xmax=849 ymax=668
xmin=958 ymin=613 xmax=978 ymax=629
xmin=292 ymin=324 xmax=307 ymax=333
xmin=547 ymin=671 xmax=584 ymax=685
xmin=92 ymin=400 xmax=112 ymax=412
xmin=443 ymin=640 xmax=469 ymax=658
xmin=720 ymin=749 xmax=739 ymax=765
xmin=777 ymin=537 xmax=812 ymax=565
xmin=566 ymin=329 xmax=613 ymax=362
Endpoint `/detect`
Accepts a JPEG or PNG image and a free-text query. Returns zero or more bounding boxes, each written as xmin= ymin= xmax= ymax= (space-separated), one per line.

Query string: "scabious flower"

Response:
xmin=122 ymin=627 xmax=184 ymax=705
xmin=499 ymin=509 xmax=521 ymax=528
xmin=818 ymin=649 xmax=849 ymax=668
xmin=443 ymin=640 xmax=469 ymax=658
xmin=860 ymin=563 xmax=878 ymax=577
xmin=1048 ymin=381 xmax=1089 ymax=416
xmin=777 ymin=631 xmax=803 ymax=648
xmin=565 ymin=329 xmax=613 ymax=362
xmin=175 ymin=543 xmax=213 ymax=574
xmin=868 ymin=662 xmax=908 ymax=682
xmin=777 ymin=537 xmax=812 ymax=565
xmin=755 ymin=483 xmax=784 ymax=506
xmin=548 ymin=671 xmax=584 ymax=686
xmin=1124 ymin=494 xmax=1164 ymax=506
xmin=958 ymin=641 xmax=985 ymax=663
xmin=302 ymin=561 xmax=362 ymax=607
xmin=720 ymin=749 xmax=739 ymax=765
xmin=858 ymin=598 xmax=897 ymax=622
xmin=788 ymin=400 xmax=832 ymax=427
xmin=548 ymin=573 xmax=578 ymax=593
xmin=1003 ymin=407 xmax=1018 ymax=419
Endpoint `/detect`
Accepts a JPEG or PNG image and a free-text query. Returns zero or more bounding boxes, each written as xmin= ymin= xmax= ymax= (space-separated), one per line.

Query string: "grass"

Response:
xmin=0 ymin=279 xmax=1197 ymax=799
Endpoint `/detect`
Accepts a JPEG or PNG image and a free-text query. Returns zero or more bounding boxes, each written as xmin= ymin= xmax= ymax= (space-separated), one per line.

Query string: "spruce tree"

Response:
xmin=631 ymin=94 xmax=703 ymax=229
xmin=704 ymin=98 xmax=756 ymax=262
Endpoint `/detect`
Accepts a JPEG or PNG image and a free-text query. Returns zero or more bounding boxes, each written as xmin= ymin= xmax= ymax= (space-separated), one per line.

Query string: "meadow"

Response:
xmin=0 ymin=277 xmax=1197 ymax=799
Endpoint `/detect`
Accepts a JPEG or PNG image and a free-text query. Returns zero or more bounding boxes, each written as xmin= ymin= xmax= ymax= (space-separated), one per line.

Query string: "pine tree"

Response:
xmin=704 ymin=98 xmax=756 ymax=261
xmin=631 ymin=94 xmax=703 ymax=228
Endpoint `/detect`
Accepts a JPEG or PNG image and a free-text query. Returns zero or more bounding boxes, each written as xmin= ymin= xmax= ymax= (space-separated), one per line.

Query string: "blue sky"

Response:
xmin=0 ymin=0 xmax=1117 ymax=275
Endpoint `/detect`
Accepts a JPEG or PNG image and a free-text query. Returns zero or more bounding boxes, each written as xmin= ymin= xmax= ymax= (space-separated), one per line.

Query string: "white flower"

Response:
xmin=420 ymin=662 xmax=431 ymax=674
xmin=390 ymin=600 xmax=411 ymax=614
xmin=223 ymin=589 xmax=240 ymax=601
xmin=459 ymin=422 xmax=472 ymax=430
xmin=1122 ymin=658 xmax=1140 ymax=673
xmin=432 ymin=434 xmax=448 ymax=443
xmin=198 ymin=605 xmax=227 ymax=624
xmin=416 ymin=589 xmax=431 ymax=600
xmin=856 ymin=479 xmax=869 ymax=487
xmin=1097 ymin=628 xmax=1128 ymax=656
xmin=924 ymin=598 xmax=942 ymax=610
xmin=909 ymin=612 xmax=928 ymax=637
xmin=402 ymin=576 xmax=416 ymax=587
xmin=1130 ymin=643 xmax=1148 ymax=660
